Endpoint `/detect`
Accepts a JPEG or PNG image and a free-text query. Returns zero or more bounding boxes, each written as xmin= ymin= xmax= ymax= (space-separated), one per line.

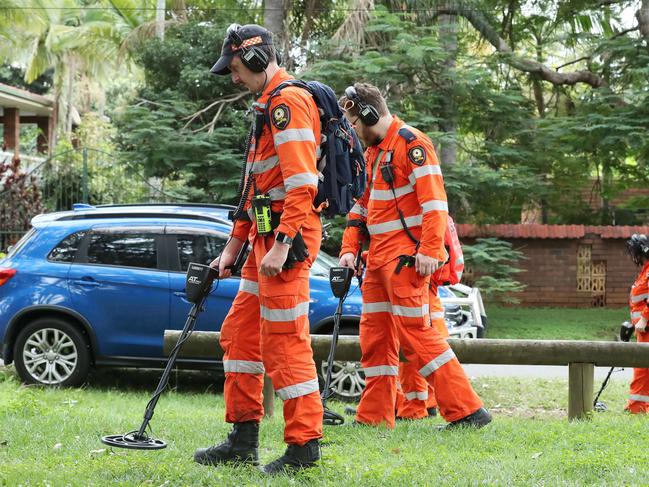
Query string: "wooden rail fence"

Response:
xmin=164 ymin=332 xmax=649 ymax=420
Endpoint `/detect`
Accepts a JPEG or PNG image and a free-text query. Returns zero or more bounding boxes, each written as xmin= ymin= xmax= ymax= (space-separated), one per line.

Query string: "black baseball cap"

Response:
xmin=210 ymin=23 xmax=274 ymax=75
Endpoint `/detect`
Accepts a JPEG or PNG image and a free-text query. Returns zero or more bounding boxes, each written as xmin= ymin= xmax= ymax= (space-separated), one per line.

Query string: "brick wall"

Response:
xmin=462 ymin=235 xmax=639 ymax=308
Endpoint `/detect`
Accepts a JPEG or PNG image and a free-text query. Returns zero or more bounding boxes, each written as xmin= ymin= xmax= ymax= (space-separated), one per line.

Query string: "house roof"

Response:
xmin=0 ymin=82 xmax=54 ymax=117
xmin=456 ymin=224 xmax=649 ymax=239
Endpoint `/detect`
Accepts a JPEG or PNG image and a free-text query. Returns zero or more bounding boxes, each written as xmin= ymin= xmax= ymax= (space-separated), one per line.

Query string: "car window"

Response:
xmin=86 ymin=232 xmax=158 ymax=269
xmin=310 ymin=251 xmax=339 ymax=277
xmin=6 ymin=228 xmax=37 ymax=257
xmin=176 ymin=234 xmax=227 ymax=271
xmin=48 ymin=231 xmax=86 ymax=263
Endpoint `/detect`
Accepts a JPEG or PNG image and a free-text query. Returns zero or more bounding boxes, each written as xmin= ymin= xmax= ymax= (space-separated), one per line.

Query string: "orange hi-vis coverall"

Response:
xmin=341 ymin=115 xmax=482 ymax=428
xmin=626 ymin=260 xmax=649 ymax=414
xmin=396 ymin=287 xmax=448 ymax=419
xmin=220 ymin=68 xmax=323 ymax=445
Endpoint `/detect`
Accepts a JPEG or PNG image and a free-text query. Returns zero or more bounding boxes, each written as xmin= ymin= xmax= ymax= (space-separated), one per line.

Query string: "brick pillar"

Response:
xmin=3 ymin=107 xmax=20 ymax=161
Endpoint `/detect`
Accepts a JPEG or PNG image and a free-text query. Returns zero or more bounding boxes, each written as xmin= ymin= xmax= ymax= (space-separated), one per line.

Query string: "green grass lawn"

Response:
xmin=485 ymin=306 xmax=629 ymax=341
xmin=1 ymin=367 xmax=648 ymax=486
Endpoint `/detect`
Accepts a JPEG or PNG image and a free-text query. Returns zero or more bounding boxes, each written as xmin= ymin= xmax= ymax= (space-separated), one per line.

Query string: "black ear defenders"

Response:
xmin=344 ymin=85 xmax=380 ymax=126
xmin=227 ymin=24 xmax=270 ymax=73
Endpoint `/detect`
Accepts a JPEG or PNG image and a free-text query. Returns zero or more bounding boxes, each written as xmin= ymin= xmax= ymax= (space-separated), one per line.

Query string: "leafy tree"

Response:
xmin=113 ymin=20 xmax=251 ymax=203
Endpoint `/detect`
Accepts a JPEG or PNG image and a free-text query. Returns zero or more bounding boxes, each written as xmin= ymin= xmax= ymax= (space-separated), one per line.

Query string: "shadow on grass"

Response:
xmin=1 ymin=364 xmax=225 ymax=395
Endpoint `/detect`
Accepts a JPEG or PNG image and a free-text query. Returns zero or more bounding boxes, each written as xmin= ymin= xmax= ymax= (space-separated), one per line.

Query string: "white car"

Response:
xmin=321 ymin=283 xmax=488 ymax=402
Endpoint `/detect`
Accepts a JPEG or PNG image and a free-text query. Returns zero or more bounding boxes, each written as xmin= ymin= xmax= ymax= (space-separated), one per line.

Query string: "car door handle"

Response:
xmin=73 ymin=277 xmax=101 ymax=287
xmin=173 ymin=291 xmax=186 ymax=297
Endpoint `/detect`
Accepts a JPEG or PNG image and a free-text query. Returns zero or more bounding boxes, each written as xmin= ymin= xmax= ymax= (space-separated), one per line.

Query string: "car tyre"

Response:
xmin=477 ymin=314 xmax=488 ymax=338
xmin=319 ymin=324 xmax=365 ymax=403
xmin=13 ymin=317 xmax=91 ymax=387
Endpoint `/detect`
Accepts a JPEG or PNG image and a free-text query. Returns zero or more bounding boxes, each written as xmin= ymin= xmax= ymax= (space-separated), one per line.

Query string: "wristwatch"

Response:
xmin=275 ymin=232 xmax=293 ymax=246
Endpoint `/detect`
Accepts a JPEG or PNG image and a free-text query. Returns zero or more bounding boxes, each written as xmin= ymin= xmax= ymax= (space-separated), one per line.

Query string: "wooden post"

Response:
xmin=263 ymin=375 xmax=274 ymax=418
xmin=568 ymin=362 xmax=594 ymax=420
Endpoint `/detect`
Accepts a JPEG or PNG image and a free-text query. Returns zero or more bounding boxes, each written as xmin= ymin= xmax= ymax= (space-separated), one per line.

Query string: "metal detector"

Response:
xmin=101 ymin=263 xmax=218 ymax=449
xmin=322 ymin=266 xmax=355 ymax=426
xmin=593 ymin=321 xmax=634 ymax=412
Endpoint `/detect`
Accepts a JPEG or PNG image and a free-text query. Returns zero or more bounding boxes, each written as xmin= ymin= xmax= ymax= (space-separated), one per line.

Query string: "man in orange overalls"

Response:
xmin=194 ymin=24 xmax=323 ymax=474
xmin=396 ymin=287 xmax=448 ymax=419
xmin=625 ymin=234 xmax=649 ymax=414
xmin=338 ymin=83 xmax=491 ymax=429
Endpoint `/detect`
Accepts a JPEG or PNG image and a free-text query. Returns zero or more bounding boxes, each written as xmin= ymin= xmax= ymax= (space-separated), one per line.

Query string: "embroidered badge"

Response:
xmin=271 ymin=104 xmax=291 ymax=130
xmin=408 ymin=146 xmax=426 ymax=166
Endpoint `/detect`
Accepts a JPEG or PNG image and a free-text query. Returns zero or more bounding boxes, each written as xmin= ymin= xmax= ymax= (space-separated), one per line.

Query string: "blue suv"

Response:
xmin=0 ymin=204 xmax=363 ymax=389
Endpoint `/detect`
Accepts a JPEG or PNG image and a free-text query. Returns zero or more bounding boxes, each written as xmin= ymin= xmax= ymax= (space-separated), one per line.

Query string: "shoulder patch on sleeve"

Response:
xmin=408 ymin=145 xmax=427 ymax=166
xmin=271 ymin=103 xmax=291 ymax=130
xmin=398 ymin=127 xmax=417 ymax=144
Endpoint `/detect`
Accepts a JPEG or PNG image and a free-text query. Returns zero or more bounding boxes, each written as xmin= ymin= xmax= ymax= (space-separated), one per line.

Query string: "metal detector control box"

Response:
xmin=185 ymin=263 xmax=218 ymax=304
xmin=329 ymin=267 xmax=354 ymax=298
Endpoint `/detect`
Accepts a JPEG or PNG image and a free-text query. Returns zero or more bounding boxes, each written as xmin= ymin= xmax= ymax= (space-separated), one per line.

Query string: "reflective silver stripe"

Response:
xmin=632 ymin=311 xmax=643 ymax=319
xmin=363 ymin=365 xmax=399 ymax=377
xmin=456 ymin=256 xmax=464 ymax=265
xmin=631 ymin=293 xmax=648 ymax=303
xmin=260 ymin=301 xmax=310 ymax=322
xmin=368 ymin=215 xmax=423 ymax=235
xmin=414 ymin=164 xmax=442 ymax=178
xmin=370 ymin=184 xmax=414 ymax=201
xmin=246 ymin=156 xmax=279 ymax=175
xmin=238 ymin=279 xmax=259 ymax=296
xmin=629 ymin=394 xmax=649 ymax=403
xmin=393 ymin=304 xmax=429 ymax=318
xmin=405 ymin=391 xmax=428 ymax=401
xmin=419 ymin=349 xmax=456 ymax=377
xmin=285 ymin=172 xmax=319 ymax=191
xmin=421 ymin=200 xmax=448 ymax=214
xmin=223 ymin=360 xmax=265 ymax=374
xmin=350 ymin=202 xmax=367 ymax=217
xmin=362 ymin=301 xmax=392 ymax=314
xmin=273 ymin=128 xmax=316 ymax=146
xmin=430 ymin=311 xmax=445 ymax=319
xmin=276 ymin=378 xmax=319 ymax=400
xmin=267 ymin=186 xmax=286 ymax=201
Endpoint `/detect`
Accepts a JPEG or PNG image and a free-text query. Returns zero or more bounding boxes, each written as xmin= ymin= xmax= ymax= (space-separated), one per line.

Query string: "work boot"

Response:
xmin=438 ymin=407 xmax=492 ymax=431
xmin=194 ymin=421 xmax=259 ymax=466
xmin=260 ymin=439 xmax=321 ymax=474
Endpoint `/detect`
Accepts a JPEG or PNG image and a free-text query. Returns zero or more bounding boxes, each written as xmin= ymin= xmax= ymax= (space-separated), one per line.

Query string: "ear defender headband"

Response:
xmin=227 ymin=24 xmax=270 ymax=73
xmin=344 ymin=86 xmax=380 ymax=126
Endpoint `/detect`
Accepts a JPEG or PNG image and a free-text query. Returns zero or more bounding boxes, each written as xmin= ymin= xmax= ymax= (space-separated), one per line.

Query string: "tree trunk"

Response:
xmin=65 ymin=56 xmax=76 ymax=135
xmin=265 ymin=0 xmax=290 ymax=66
xmin=638 ymin=0 xmax=649 ymax=40
xmin=156 ymin=0 xmax=165 ymax=40
xmin=438 ymin=12 xmax=457 ymax=166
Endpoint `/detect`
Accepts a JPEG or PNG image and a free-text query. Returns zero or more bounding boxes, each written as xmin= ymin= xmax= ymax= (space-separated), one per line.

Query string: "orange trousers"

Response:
xmin=219 ymin=214 xmax=323 ymax=445
xmin=626 ymin=330 xmax=649 ymax=414
xmin=356 ymin=262 xmax=482 ymax=428
xmin=396 ymin=292 xmax=448 ymax=419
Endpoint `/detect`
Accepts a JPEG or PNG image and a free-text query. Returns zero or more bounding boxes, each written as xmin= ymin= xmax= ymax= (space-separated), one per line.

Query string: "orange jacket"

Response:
xmin=231 ymin=69 xmax=321 ymax=242
xmin=630 ymin=261 xmax=649 ymax=324
xmin=340 ymin=116 xmax=447 ymax=269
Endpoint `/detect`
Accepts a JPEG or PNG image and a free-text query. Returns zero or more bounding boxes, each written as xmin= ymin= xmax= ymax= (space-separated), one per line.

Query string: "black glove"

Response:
xmin=283 ymin=231 xmax=309 ymax=270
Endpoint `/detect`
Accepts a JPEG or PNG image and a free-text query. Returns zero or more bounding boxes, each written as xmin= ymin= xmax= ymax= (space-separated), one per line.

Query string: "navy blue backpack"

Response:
xmin=265 ymin=80 xmax=366 ymax=218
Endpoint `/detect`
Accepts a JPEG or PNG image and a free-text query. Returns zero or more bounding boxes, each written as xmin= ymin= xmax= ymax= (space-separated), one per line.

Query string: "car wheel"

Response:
xmin=320 ymin=325 xmax=365 ymax=403
xmin=13 ymin=318 xmax=91 ymax=387
xmin=477 ymin=314 xmax=488 ymax=338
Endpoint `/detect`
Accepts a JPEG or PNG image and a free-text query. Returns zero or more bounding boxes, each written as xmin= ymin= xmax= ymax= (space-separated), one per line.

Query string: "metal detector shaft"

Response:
xmin=135 ymin=298 xmax=204 ymax=438
xmin=323 ymin=298 xmax=344 ymax=401
xmin=593 ymin=366 xmax=615 ymax=407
